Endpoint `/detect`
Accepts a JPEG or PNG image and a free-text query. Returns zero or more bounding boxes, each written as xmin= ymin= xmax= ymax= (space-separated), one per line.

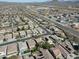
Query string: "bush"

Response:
xmin=23 ymin=50 xmax=30 ymax=54
xmin=31 ymin=47 xmax=38 ymax=53
xmin=40 ymin=42 xmax=53 ymax=49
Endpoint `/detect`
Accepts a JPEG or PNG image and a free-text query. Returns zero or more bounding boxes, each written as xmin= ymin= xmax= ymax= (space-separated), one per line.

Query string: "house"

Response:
xmin=24 ymin=25 xmax=29 ymax=30
xmin=18 ymin=42 xmax=28 ymax=52
xmin=27 ymin=39 xmax=36 ymax=50
xmin=27 ymin=30 xmax=33 ymax=37
xmin=19 ymin=31 xmax=26 ymax=38
xmin=50 ymin=47 xmax=63 ymax=59
xmin=5 ymin=33 xmax=12 ymax=41
xmin=35 ymin=38 xmax=43 ymax=43
xmin=7 ymin=43 xmax=18 ymax=57
xmin=0 ymin=46 xmax=7 ymax=58
xmin=40 ymin=48 xmax=54 ymax=59
xmin=13 ymin=32 xmax=19 ymax=39
xmin=0 ymin=34 xmax=4 ymax=43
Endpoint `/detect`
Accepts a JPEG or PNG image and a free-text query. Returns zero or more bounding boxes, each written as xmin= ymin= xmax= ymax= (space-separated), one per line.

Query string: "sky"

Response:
xmin=0 ymin=0 xmax=78 ymax=2
xmin=0 ymin=0 xmax=49 ymax=2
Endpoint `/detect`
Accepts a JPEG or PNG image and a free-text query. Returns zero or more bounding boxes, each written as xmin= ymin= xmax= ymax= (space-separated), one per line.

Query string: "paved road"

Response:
xmin=0 ymin=9 xmax=53 ymax=46
xmin=0 ymin=8 xmax=79 ymax=46
xmin=0 ymin=34 xmax=49 ymax=46
xmin=25 ymin=13 xmax=52 ymax=35
xmin=26 ymin=9 xmax=79 ymax=40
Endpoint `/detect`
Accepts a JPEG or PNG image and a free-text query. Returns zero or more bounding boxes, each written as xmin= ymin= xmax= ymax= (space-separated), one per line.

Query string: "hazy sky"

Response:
xmin=0 ymin=0 xmax=49 ymax=2
xmin=0 ymin=0 xmax=78 ymax=2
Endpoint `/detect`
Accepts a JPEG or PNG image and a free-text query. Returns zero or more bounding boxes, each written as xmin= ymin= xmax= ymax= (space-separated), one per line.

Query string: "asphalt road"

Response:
xmin=0 ymin=8 xmax=79 ymax=46
xmin=0 ymin=34 xmax=49 ymax=46
xmin=27 ymin=9 xmax=79 ymax=39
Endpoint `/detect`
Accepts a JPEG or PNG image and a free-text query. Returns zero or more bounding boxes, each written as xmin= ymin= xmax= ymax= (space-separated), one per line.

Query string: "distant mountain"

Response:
xmin=59 ymin=0 xmax=79 ymax=1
